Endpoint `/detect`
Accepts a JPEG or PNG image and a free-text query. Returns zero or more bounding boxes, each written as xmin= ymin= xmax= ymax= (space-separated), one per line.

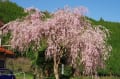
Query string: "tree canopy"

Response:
xmin=2 ymin=7 xmax=111 ymax=79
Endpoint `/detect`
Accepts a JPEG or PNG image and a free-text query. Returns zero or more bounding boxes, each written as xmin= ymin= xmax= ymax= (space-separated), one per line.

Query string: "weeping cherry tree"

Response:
xmin=2 ymin=7 xmax=111 ymax=79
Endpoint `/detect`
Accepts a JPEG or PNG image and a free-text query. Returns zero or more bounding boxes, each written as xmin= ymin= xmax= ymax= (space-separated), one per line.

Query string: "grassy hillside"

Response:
xmin=89 ymin=18 xmax=120 ymax=76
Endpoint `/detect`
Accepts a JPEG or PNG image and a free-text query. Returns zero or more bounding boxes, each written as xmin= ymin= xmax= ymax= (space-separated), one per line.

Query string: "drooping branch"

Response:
xmin=2 ymin=7 xmax=111 ymax=76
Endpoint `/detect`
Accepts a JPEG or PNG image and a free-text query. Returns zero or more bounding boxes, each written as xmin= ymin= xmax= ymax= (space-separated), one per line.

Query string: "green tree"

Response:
xmin=99 ymin=17 xmax=104 ymax=22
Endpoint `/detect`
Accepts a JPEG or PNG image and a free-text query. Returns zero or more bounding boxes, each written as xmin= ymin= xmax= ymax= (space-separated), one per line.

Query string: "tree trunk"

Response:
xmin=53 ymin=54 xmax=60 ymax=79
xmin=54 ymin=63 xmax=59 ymax=79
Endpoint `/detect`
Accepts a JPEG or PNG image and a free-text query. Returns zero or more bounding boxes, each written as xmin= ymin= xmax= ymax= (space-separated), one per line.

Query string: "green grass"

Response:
xmin=15 ymin=72 xmax=33 ymax=79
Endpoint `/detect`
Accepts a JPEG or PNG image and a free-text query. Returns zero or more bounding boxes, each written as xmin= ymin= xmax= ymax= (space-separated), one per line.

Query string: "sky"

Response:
xmin=10 ymin=0 xmax=120 ymax=22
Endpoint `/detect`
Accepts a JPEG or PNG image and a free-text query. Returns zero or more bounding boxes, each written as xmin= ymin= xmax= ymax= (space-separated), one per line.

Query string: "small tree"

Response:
xmin=3 ymin=7 xmax=111 ymax=79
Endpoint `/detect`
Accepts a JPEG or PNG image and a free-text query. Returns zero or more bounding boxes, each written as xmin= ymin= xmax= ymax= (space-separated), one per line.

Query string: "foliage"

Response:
xmin=41 ymin=10 xmax=52 ymax=20
xmin=2 ymin=32 xmax=11 ymax=45
xmin=0 ymin=1 xmax=27 ymax=23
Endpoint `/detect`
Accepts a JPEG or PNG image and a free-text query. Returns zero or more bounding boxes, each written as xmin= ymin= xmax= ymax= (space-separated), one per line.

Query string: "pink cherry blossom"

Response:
xmin=2 ymin=7 xmax=111 ymax=77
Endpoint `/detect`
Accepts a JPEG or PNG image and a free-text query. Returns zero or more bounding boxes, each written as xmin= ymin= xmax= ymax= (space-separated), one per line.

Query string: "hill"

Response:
xmin=0 ymin=1 xmax=27 ymax=23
